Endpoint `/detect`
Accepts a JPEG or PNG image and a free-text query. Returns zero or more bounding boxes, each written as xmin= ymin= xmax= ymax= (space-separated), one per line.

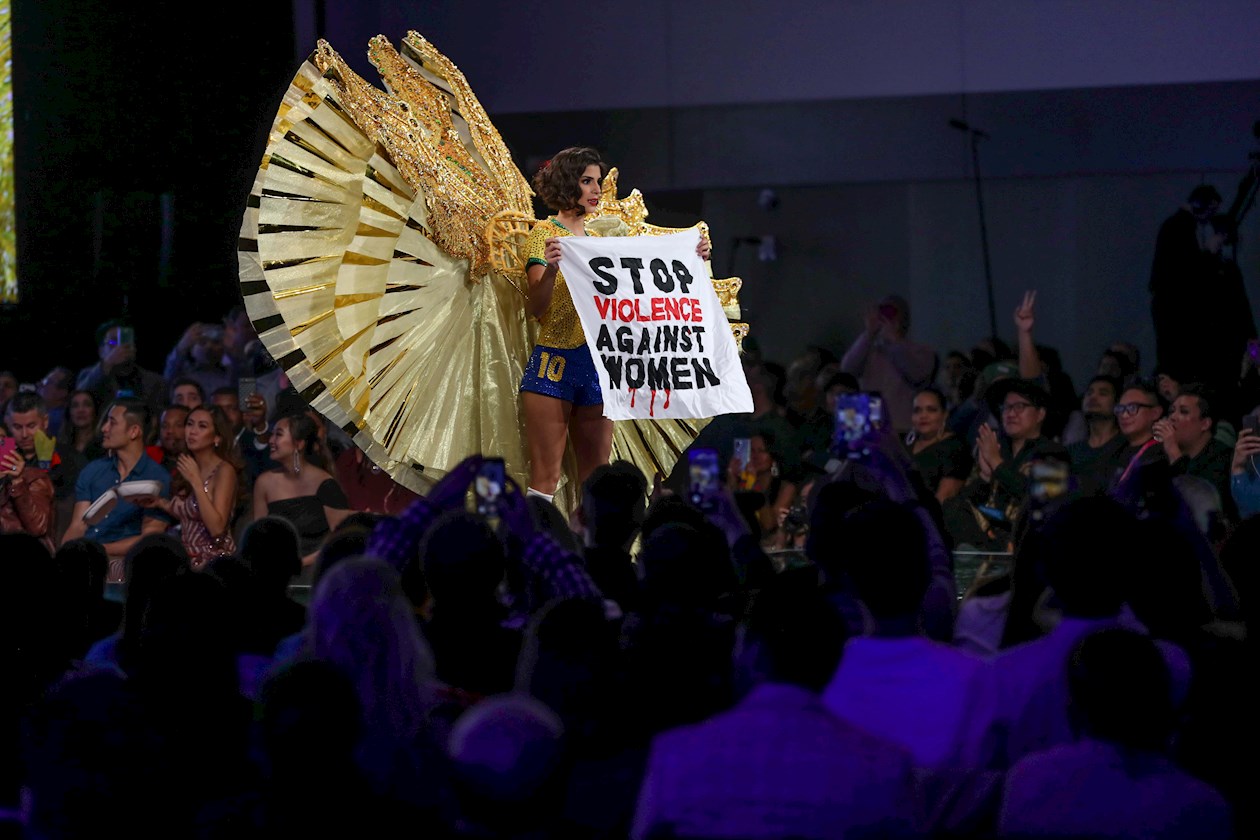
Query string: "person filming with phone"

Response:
xmin=0 ymin=392 xmax=58 ymax=553
xmin=75 ymin=319 xmax=168 ymax=421
xmin=726 ymin=431 xmax=797 ymax=549
xmin=1229 ymin=410 xmax=1260 ymax=519
xmin=163 ymin=320 xmax=234 ymax=400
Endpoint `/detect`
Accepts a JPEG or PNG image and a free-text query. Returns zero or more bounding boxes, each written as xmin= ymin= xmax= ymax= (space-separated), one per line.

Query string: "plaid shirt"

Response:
xmin=519 ymin=532 xmax=604 ymax=605
xmin=367 ymin=501 xmax=603 ymax=606
xmin=364 ymin=496 xmax=438 ymax=572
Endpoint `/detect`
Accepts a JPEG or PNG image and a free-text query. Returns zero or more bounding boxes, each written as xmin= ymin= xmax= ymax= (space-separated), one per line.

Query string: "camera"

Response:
xmin=781 ymin=503 xmax=809 ymax=536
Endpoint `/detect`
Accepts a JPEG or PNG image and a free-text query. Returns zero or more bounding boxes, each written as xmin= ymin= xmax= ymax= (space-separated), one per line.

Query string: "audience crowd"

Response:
xmin=1 ymin=261 xmax=1256 ymax=838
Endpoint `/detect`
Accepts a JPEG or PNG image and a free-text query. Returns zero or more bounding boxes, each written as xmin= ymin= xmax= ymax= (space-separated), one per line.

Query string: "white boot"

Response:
xmin=526 ymin=487 xmax=555 ymax=504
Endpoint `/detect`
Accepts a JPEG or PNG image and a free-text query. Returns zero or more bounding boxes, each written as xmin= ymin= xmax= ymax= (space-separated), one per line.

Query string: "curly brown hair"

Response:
xmin=532 ymin=147 xmax=608 ymax=213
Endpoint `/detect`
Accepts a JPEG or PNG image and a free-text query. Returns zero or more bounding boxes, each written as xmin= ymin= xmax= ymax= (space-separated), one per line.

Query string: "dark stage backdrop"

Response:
xmin=2 ymin=0 xmax=297 ymax=381
xmin=5 ymin=1 xmax=1259 ymax=391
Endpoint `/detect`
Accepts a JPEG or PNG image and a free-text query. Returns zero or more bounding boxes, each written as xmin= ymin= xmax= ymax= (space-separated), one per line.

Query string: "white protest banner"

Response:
xmin=557 ymin=230 xmax=753 ymax=421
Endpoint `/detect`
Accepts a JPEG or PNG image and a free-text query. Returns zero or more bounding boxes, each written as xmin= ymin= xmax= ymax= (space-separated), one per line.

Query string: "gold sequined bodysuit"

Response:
xmin=528 ymin=218 xmax=587 ymax=350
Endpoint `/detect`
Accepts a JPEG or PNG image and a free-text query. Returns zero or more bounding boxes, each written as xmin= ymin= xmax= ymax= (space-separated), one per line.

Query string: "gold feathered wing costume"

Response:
xmin=238 ymin=32 xmax=749 ymax=513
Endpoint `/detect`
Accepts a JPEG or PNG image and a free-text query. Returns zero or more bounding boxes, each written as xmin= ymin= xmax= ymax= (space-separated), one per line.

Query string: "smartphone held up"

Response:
xmin=238 ymin=377 xmax=257 ymax=410
xmin=831 ymin=392 xmax=884 ymax=459
xmin=687 ymin=447 xmax=722 ymax=511
xmin=731 ymin=437 xmax=755 ymax=490
xmin=473 ymin=458 xmax=506 ymax=519
xmin=0 ymin=436 xmax=18 ymax=467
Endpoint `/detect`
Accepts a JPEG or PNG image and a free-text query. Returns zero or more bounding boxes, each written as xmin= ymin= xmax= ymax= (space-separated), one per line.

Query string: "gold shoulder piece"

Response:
xmin=485 ymin=210 xmax=537 ymax=297
xmin=711 ymin=276 xmax=743 ymax=321
xmin=399 ymin=32 xmax=533 ymax=217
xmin=303 ymin=34 xmax=534 ymax=281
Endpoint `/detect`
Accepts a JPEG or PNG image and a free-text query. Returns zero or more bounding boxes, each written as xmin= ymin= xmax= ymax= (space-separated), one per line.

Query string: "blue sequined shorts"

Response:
xmin=519 ymin=343 xmax=603 ymax=407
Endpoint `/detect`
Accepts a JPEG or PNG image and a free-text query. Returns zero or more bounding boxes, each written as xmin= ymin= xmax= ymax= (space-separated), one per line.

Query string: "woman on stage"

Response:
xmin=521 ymin=147 xmax=711 ymax=502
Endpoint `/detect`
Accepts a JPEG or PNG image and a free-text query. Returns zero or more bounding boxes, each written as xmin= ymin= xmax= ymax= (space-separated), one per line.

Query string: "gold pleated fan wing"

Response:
xmin=238 ymin=34 xmax=535 ymax=494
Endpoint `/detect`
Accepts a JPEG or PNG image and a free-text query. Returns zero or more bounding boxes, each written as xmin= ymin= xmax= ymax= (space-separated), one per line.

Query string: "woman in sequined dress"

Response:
xmin=138 ymin=405 xmax=241 ymax=569
xmin=520 ymin=147 xmax=710 ymax=503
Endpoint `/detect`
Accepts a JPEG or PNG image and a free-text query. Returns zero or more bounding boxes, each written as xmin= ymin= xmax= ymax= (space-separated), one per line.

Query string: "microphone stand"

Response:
xmin=950 ymin=119 xmax=998 ymax=342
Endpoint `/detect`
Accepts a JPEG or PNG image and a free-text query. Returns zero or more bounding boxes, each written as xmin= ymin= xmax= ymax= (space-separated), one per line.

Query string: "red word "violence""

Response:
xmin=593 ymin=296 xmax=703 ymax=324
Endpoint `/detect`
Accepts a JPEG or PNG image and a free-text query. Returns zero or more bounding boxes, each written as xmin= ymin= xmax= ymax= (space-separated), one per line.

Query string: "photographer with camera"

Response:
xmin=1150 ymin=185 xmax=1221 ymax=372
xmin=1150 ymin=188 xmax=1257 ymax=427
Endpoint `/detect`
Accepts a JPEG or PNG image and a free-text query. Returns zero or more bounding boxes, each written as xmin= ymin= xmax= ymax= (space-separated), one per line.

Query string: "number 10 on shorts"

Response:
xmin=537 ymin=351 xmax=567 ymax=382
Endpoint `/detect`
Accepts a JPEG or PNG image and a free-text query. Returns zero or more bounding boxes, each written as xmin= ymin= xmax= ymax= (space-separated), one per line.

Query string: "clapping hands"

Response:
xmin=976 ymin=424 xmax=1003 ymax=479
